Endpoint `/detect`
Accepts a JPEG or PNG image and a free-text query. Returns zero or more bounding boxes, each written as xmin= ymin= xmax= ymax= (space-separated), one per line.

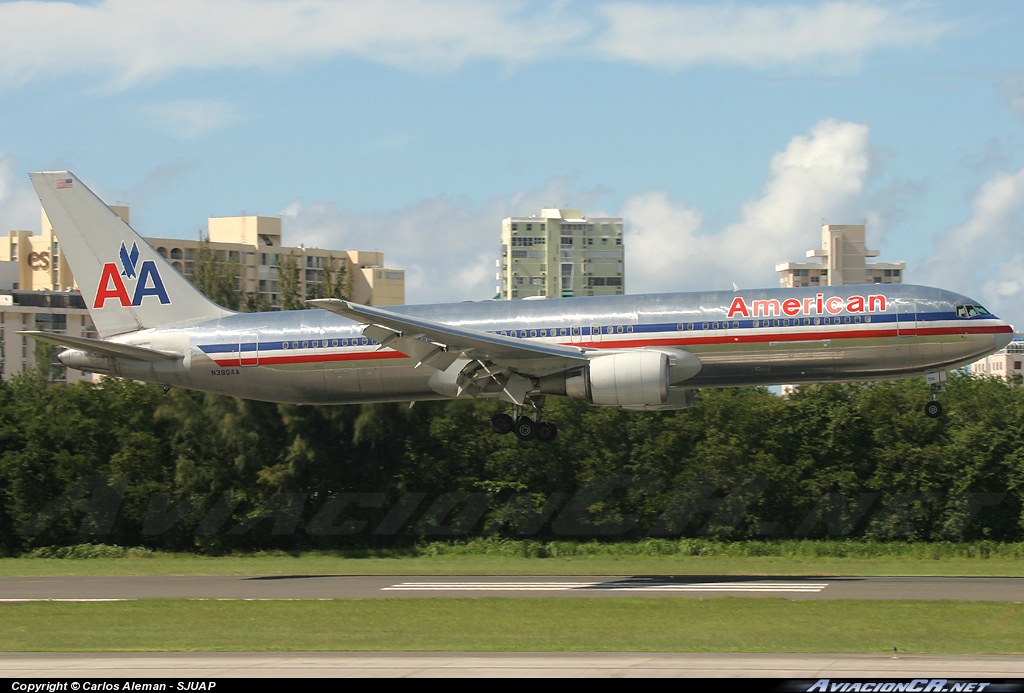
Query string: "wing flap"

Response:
xmin=310 ymin=299 xmax=588 ymax=375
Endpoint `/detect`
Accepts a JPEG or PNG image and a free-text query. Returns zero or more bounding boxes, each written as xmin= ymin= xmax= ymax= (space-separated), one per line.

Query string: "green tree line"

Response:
xmin=1 ymin=370 xmax=1023 ymax=553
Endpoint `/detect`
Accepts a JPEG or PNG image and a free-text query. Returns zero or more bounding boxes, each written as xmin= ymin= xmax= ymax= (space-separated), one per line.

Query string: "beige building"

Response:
xmin=776 ymin=223 xmax=905 ymax=288
xmin=2 ymin=207 xmax=405 ymax=308
xmin=498 ymin=209 xmax=624 ymax=300
xmin=155 ymin=214 xmax=404 ymax=308
xmin=970 ymin=335 xmax=1024 ymax=383
xmin=0 ymin=269 xmax=96 ymax=383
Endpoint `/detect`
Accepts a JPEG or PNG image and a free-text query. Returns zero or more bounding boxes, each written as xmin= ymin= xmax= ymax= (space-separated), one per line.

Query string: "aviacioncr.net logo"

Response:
xmin=93 ymin=241 xmax=171 ymax=308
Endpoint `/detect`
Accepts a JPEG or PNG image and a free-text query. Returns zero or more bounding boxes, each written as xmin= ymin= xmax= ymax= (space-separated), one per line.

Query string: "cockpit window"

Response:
xmin=956 ymin=304 xmax=992 ymax=318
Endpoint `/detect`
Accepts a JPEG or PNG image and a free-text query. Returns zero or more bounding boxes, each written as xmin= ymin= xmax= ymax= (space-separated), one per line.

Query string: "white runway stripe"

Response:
xmin=0 ymin=598 xmax=128 ymax=602
xmin=383 ymin=581 xmax=828 ymax=593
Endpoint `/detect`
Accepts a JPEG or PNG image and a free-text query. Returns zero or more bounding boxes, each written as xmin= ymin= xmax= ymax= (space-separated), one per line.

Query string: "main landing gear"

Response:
xmin=924 ymin=370 xmax=946 ymax=419
xmin=489 ymin=397 xmax=558 ymax=442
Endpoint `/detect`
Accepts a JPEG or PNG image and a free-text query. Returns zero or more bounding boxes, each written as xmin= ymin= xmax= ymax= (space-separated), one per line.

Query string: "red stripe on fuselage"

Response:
xmin=207 ymin=323 xmax=1010 ymax=368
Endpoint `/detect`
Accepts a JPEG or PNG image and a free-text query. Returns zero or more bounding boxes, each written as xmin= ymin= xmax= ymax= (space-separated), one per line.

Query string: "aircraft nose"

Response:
xmin=995 ymin=325 xmax=1014 ymax=351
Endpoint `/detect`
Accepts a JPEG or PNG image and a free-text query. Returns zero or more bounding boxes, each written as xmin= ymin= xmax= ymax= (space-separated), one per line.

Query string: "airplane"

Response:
xmin=20 ymin=171 xmax=1015 ymax=442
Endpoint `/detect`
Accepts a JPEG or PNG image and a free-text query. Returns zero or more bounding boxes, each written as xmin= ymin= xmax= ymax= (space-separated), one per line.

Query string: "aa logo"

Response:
xmin=94 ymin=242 xmax=171 ymax=308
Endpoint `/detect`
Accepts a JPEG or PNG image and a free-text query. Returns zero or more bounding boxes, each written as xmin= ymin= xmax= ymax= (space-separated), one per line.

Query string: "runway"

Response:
xmin=2 ymin=574 xmax=1024 ymax=600
xmin=3 ymin=652 xmax=1024 ymax=678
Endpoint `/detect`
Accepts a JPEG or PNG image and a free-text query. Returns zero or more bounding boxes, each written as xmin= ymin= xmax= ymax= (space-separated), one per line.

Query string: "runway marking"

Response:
xmin=382 ymin=581 xmax=829 ymax=593
xmin=0 ymin=598 xmax=128 ymax=603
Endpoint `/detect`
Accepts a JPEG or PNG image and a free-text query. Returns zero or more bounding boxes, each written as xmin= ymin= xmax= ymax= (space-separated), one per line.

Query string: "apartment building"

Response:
xmin=776 ymin=223 xmax=905 ymax=288
xmin=498 ymin=209 xmax=624 ymax=300
xmin=2 ymin=207 xmax=405 ymax=308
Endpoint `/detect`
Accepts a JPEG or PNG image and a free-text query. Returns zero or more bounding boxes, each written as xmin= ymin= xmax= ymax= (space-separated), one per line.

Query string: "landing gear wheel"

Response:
xmin=490 ymin=412 xmax=514 ymax=434
xmin=924 ymin=400 xmax=943 ymax=418
xmin=536 ymin=421 xmax=558 ymax=442
xmin=514 ymin=417 xmax=537 ymax=441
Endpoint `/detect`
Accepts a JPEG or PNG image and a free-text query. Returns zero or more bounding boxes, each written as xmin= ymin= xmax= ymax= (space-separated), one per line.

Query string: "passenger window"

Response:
xmin=616 ymin=326 xmax=623 ymax=333
xmin=814 ymin=318 xmax=820 ymax=325
xmin=865 ymin=315 xmax=871 ymax=323
xmin=302 ymin=341 xmax=309 ymax=348
xmin=702 ymin=322 xmax=708 ymax=330
xmin=572 ymin=327 xmax=580 ymax=336
xmin=291 ymin=341 xmax=298 ymax=349
xmin=854 ymin=316 xmax=861 ymax=323
xmin=606 ymin=326 xmax=614 ymax=334
xmin=627 ymin=325 xmax=634 ymax=333
xmin=282 ymin=342 xmax=289 ymax=350
xmin=687 ymin=323 xmax=694 ymax=330
xmin=530 ymin=330 xmax=537 ymax=337
xmin=332 ymin=339 xmax=339 ymax=347
xmin=733 ymin=322 xmax=739 ymax=329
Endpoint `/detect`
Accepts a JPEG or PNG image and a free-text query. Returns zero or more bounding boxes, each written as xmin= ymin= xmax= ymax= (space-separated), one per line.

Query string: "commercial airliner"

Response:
xmin=21 ymin=172 xmax=1015 ymax=442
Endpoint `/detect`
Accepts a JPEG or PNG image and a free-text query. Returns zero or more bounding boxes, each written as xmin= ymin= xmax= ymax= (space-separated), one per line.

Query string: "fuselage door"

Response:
xmin=897 ymin=301 xmax=917 ymax=338
xmin=240 ymin=332 xmax=259 ymax=366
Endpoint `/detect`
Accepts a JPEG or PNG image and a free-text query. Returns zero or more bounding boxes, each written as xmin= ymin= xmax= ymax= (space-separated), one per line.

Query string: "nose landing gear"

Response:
xmin=924 ymin=370 xmax=946 ymax=419
xmin=490 ymin=397 xmax=558 ymax=442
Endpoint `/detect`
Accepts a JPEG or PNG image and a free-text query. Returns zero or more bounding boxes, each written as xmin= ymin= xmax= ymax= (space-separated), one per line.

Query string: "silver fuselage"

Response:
xmin=61 ymin=284 xmax=1014 ymax=405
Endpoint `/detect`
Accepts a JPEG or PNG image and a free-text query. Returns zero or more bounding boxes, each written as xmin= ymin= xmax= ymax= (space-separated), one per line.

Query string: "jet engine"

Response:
xmin=539 ymin=351 xmax=670 ymax=406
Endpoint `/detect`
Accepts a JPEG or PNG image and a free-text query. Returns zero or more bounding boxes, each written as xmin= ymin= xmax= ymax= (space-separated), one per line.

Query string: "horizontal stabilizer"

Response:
xmin=18 ymin=331 xmax=182 ymax=362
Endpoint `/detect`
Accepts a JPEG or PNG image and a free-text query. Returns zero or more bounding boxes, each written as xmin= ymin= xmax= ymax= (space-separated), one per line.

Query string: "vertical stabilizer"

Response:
xmin=29 ymin=171 xmax=232 ymax=337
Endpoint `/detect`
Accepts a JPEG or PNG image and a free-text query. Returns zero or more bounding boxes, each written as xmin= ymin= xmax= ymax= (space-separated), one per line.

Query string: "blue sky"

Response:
xmin=1 ymin=0 xmax=1023 ymax=325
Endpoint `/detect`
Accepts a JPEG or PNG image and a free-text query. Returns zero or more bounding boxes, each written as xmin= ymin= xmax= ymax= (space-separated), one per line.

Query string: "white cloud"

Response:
xmin=0 ymin=1 xmax=950 ymax=90
xmin=142 ymin=100 xmax=240 ymax=139
xmin=277 ymin=119 xmax=877 ymax=303
xmin=914 ymin=166 xmax=1024 ymax=326
xmin=596 ymin=2 xmax=950 ymax=72
xmin=0 ymin=0 xmax=585 ymax=89
xmin=1000 ymin=74 xmax=1024 ymax=120
xmin=279 ymin=177 xmax=606 ymax=304
xmin=0 ymin=156 xmax=40 ymax=232
xmin=623 ymin=119 xmax=872 ymax=293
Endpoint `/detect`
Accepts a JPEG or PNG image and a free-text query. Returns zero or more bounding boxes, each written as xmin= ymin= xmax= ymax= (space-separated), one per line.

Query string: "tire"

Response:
xmin=514 ymin=417 xmax=537 ymax=441
xmin=536 ymin=422 xmax=557 ymax=442
xmin=490 ymin=412 xmax=514 ymax=435
xmin=924 ymin=401 xmax=943 ymax=418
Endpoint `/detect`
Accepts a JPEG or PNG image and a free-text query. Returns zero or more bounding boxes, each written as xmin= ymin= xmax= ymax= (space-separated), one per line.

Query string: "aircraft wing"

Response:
xmin=307 ymin=298 xmax=589 ymax=382
xmin=19 ymin=331 xmax=182 ymax=362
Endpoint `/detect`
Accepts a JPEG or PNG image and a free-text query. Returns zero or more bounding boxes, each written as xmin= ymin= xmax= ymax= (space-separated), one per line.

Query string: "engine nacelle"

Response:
xmin=541 ymin=351 xmax=670 ymax=406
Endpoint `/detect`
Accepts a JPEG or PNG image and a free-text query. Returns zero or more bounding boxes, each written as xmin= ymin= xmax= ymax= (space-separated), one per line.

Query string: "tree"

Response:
xmin=191 ymin=237 xmax=240 ymax=310
xmin=243 ymin=292 xmax=271 ymax=313
xmin=309 ymin=255 xmax=348 ymax=301
xmin=278 ymin=254 xmax=304 ymax=311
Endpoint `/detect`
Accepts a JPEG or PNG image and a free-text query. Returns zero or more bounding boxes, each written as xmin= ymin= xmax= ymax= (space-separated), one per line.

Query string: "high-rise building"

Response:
xmin=776 ymin=223 xmax=905 ymax=288
xmin=2 ymin=207 xmax=405 ymax=308
xmin=498 ymin=209 xmax=624 ymax=300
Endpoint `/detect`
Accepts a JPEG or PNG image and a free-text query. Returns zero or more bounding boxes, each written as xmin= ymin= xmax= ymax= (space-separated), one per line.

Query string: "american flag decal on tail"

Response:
xmin=56 ymin=179 xmax=73 ymax=189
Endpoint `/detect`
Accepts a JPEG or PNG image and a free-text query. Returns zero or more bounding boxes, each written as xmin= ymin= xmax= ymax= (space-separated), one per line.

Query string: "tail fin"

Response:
xmin=29 ymin=171 xmax=232 ymax=338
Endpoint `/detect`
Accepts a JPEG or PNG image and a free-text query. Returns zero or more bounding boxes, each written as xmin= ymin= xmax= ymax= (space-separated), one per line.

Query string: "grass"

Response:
xmin=0 ymin=599 xmax=1022 ymax=653
xmin=4 ymin=540 xmax=1024 ymax=577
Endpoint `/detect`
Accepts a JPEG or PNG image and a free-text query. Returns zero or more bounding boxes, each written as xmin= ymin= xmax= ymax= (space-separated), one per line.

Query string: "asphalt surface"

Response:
xmin=2 ymin=574 xmax=1024 ymax=600
xmin=4 ymin=652 xmax=1024 ymax=678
